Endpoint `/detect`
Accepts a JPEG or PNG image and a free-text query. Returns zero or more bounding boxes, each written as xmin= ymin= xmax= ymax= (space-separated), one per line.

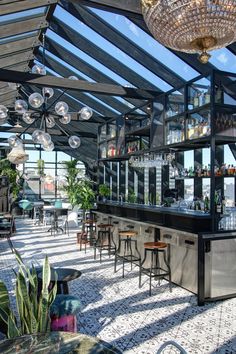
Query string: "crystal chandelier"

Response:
xmin=141 ymin=0 xmax=236 ymax=63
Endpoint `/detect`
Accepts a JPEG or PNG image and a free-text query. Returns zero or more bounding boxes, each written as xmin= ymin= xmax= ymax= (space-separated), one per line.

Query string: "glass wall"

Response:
xmin=19 ymin=147 xmax=85 ymax=201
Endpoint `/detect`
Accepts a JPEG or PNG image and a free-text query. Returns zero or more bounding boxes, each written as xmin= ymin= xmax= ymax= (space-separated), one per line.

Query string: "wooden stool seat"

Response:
xmin=144 ymin=242 xmax=167 ymax=249
xmin=83 ymin=219 xmax=95 ymax=225
xmin=97 ymin=223 xmax=112 ymax=228
xmin=118 ymin=230 xmax=138 ymax=237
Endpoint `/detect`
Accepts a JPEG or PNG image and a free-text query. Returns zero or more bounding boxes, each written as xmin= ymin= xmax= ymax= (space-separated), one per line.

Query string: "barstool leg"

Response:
xmin=114 ymin=237 xmax=121 ymax=273
xmin=163 ymin=249 xmax=172 ymax=292
xmin=149 ymin=251 xmax=154 ymax=296
xmin=139 ymin=249 xmax=147 ymax=288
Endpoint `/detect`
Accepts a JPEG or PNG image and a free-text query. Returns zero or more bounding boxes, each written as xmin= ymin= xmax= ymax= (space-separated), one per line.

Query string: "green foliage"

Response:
xmin=77 ymin=180 xmax=95 ymax=211
xmin=62 ymin=159 xmax=81 ymax=208
xmin=0 ymin=159 xmax=20 ymax=198
xmin=0 ymin=249 xmax=57 ymax=338
xmin=127 ymin=188 xmax=137 ymax=203
xmin=37 ymin=159 xmax=45 ymax=177
xmin=98 ymin=184 xmax=110 ymax=198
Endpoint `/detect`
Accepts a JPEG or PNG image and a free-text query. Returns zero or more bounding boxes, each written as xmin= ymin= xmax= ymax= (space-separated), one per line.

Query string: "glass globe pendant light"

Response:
xmin=22 ymin=112 xmax=35 ymax=124
xmin=42 ymin=87 xmax=54 ymax=99
xmin=68 ymin=135 xmax=81 ymax=149
xmin=79 ymin=106 xmax=93 ymax=120
xmin=59 ymin=113 xmax=71 ymax=125
xmin=8 ymin=135 xmax=22 ymax=148
xmin=0 ymin=105 xmax=8 ymax=120
xmin=46 ymin=115 xmax=55 ymax=128
xmin=28 ymin=92 xmax=44 ymax=108
xmin=15 ymin=99 xmax=28 ymax=114
xmin=55 ymin=101 xmax=69 ymax=116
xmin=43 ymin=141 xmax=54 ymax=151
xmin=68 ymin=75 xmax=78 ymax=80
xmin=31 ymin=63 xmax=46 ymax=75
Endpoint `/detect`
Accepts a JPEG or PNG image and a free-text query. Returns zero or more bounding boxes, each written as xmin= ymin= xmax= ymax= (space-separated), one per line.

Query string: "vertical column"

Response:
xmin=104 ymin=161 xmax=110 ymax=186
xmin=149 ymin=167 xmax=156 ymax=205
xmin=98 ymin=162 xmax=104 ymax=186
xmin=119 ymin=161 xmax=126 ymax=199
xmin=175 ymin=152 xmax=184 ymax=199
xmin=161 ymin=164 xmax=169 ymax=201
xmin=128 ymin=164 xmax=134 ymax=202
xmin=194 ymin=149 xmax=202 ymax=198
xmin=111 ymin=162 xmax=118 ymax=200
xmin=215 ymin=145 xmax=224 ymax=192
xmin=137 ymin=169 xmax=144 ymax=204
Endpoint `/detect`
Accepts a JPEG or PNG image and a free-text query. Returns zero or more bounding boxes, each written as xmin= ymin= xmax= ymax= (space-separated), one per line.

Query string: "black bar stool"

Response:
xmin=77 ymin=219 xmax=96 ymax=253
xmin=114 ymin=230 xmax=141 ymax=277
xmin=94 ymin=223 xmax=116 ymax=262
xmin=139 ymin=241 xmax=172 ymax=296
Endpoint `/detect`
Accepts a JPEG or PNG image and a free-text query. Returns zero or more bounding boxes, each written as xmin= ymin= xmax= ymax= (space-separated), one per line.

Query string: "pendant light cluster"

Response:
xmin=6 ymin=75 xmax=93 ymax=152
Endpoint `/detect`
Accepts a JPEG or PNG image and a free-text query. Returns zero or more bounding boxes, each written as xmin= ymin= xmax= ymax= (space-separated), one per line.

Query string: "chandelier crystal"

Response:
xmin=141 ymin=0 xmax=236 ymax=63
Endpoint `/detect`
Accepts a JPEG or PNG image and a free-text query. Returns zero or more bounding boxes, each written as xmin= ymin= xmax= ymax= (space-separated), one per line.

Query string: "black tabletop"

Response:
xmin=38 ymin=268 xmax=82 ymax=282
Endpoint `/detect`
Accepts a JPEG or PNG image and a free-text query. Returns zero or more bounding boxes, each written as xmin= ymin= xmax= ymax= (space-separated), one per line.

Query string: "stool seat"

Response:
xmin=118 ymin=230 xmax=138 ymax=237
xmin=97 ymin=223 xmax=112 ymax=228
xmin=83 ymin=219 xmax=95 ymax=224
xmin=144 ymin=242 xmax=167 ymax=249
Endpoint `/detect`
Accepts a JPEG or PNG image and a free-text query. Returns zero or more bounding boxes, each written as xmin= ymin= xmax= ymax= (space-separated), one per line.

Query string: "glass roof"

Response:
xmin=53 ymin=6 xmax=172 ymax=92
xmin=89 ymin=7 xmax=200 ymax=82
xmin=47 ymin=30 xmax=136 ymax=88
xmin=0 ymin=31 xmax=38 ymax=44
xmin=209 ymin=48 xmax=236 ymax=72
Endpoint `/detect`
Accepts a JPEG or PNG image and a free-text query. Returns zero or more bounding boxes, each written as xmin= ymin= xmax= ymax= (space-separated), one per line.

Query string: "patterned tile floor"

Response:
xmin=0 ymin=219 xmax=236 ymax=353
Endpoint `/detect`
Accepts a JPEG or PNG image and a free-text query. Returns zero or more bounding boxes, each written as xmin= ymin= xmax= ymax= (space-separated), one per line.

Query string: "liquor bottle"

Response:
xmin=193 ymin=92 xmax=199 ymax=108
xmin=221 ymin=196 xmax=226 ymax=214
xmin=204 ymin=196 xmax=209 ymax=212
xmin=215 ymin=84 xmax=223 ymax=104
xmin=205 ymin=87 xmax=211 ymax=104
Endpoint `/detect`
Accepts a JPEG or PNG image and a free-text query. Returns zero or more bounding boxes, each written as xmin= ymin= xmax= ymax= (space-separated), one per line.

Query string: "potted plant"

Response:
xmin=0 ymin=249 xmax=57 ymax=338
xmin=127 ymin=188 xmax=137 ymax=204
xmin=62 ymin=159 xmax=81 ymax=209
xmin=98 ymin=184 xmax=110 ymax=202
xmin=0 ymin=159 xmax=21 ymax=199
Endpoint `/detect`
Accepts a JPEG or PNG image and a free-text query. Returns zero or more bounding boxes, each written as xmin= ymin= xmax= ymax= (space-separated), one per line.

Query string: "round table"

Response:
xmin=38 ymin=268 xmax=82 ymax=294
xmin=0 ymin=331 xmax=122 ymax=353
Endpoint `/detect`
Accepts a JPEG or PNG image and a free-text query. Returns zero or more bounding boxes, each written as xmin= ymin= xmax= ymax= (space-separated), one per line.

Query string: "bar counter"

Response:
xmin=97 ymin=201 xmax=212 ymax=233
xmin=95 ymin=202 xmax=236 ymax=305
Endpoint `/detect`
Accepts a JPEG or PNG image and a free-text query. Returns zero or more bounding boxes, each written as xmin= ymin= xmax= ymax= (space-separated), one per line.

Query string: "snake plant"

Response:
xmin=0 ymin=249 xmax=57 ymax=338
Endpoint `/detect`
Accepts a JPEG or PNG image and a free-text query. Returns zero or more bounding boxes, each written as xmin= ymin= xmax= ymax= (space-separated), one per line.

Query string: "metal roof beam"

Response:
xmin=0 ymin=36 xmax=40 ymax=58
xmin=0 ymin=50 xmax=34 ymax=69
xmin=0 ymin=68 xmax=159 ymax=99
xmin=0 ymin=16 xmax=48 ymax=40
xmin=1 ymin=0 xmax=57 ymax=16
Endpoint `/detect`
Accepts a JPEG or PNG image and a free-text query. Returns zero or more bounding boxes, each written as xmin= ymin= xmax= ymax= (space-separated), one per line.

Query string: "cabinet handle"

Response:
xmin=163 ymin=234 xmax=172 ymax=239
xmin=185 ymin=240 xmax=195 ymax=245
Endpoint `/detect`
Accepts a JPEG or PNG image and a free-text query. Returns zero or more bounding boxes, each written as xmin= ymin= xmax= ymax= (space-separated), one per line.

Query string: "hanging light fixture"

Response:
xmin=3 ymin=33 xmax=93 ymax=154
xmin=141 ymin=0 xmax=236 ymax=63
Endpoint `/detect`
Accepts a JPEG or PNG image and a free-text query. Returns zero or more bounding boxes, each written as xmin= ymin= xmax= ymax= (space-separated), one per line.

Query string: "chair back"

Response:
xmin=18 ymin=200 xmax=34 ymax=211
xmin=54 ymin=200 xmax=62 ymax=208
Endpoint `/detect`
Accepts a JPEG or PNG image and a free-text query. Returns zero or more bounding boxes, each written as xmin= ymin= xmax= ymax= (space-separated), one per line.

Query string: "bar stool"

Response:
xmin=114 ymin=229 xmax=141 ymax=278
xmin=77 ymin=219 xmax=96 ymax=253
xmin=94 ymin=223 xmax=116 ymax=262
xmin=139 ymin=241 xmax=172 ymax=296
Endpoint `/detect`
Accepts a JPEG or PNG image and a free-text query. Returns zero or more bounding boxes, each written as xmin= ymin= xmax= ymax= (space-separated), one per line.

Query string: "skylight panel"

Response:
xmin=54 ymin=7 xmax=172 ymax=91
xmin=209 ymin=48 xmax=236 ymax=73
xmin=89 ymin=8 xmax=200 ymax=81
